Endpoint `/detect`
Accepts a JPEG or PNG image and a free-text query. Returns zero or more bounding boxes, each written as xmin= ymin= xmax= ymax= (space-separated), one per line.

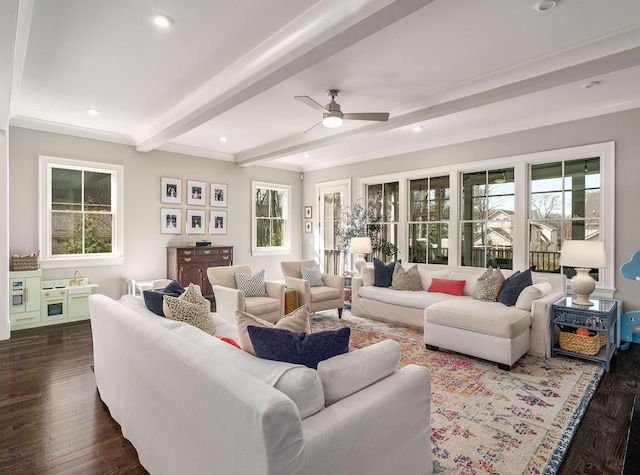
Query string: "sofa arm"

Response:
xmin=212 ymin=284 xmax=245 ymax=324
xmin=265 ymin=281 xmax=285 ymax=317
xmin=299 ymin=364 xmax=432 ymax=475
xmin=321 ymin=273 xmax=345 ymax=290
xmin=529 ymin=290 xmax=566 ymax=357
xmin=285 ymin=277 xmax=311 ymax=306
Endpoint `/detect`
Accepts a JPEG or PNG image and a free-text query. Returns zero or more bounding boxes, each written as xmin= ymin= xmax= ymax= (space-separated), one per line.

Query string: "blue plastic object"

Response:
xmin=621 ymin=310 xmax=640 ymax=350
xmin=621 ymin=250 xmax=640 ymax=280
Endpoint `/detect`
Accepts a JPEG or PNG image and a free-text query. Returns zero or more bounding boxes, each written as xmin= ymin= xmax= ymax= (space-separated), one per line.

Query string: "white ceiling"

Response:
xmin=2 ymin=0 xmax=640 ymax=171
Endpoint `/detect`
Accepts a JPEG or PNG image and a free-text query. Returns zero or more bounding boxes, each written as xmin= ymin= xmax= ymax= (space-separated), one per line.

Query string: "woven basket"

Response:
xmin=559 ymin=330 xmax=602 ymax=356
xmin=11 ymin=256 xmax=39 ymax=271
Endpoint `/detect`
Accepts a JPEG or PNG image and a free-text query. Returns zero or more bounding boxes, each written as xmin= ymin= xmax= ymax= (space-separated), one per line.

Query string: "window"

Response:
xmin=460 ymin=168 xmax=515 ymax=269
xmin=529 ymin=157 xmax=601 ymax=280
xmin=38 ymin=156 xmax=124 ymax=268
xmin=252 ymin=181 xmax=291 ymax=256
xmin=408 ymin=176 xmax=449 ymax=264
xmin=366 ymin=181 xmax=399 ymax=261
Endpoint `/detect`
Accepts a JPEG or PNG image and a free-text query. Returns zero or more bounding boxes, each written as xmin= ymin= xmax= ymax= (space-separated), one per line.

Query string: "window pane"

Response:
xmin=429 ymin=223 xmax=448 ymax=264
xmin=256 ymin=189 xmax=269 ymax=217
xmin=531 ymin=162 xmax=563 ymax=192
xmin=461 ymin=222 xmax=487 ymax=267
xmin=52 ymin=168 xmax=81 ymax=211
xmin=529 ymin=220 xmax=561 ymax=272
xmin=85 ymin=214 xmax=113 ymax=253
xmin=256 ymin=219 xmax=270 ymax=246
xmin=271 ymin=219 xmax=284 ymax=247
xmin=531 ymin=191 xmax=562 ymax=219
xmin=51 ymin=212 xmax=82 ymax=255
xmin=368 ymin=223 xmax=398 ymax=262
xmin=383 ymin=182 xmax=399 ymax=222
xmin=270 ymin=190 xmax=285 ymax=217
xmin=409 ymin=178 xmax=429 ymax=222
xmin=367 ymin=184 xmax=383 ymax=220
xmin=429 ymin=176 xmax=450 ymax=221
xmin=408 ymin=223 xmax=428 ymax=263
xmin=84 ymin=171 xmax=112 ymax=212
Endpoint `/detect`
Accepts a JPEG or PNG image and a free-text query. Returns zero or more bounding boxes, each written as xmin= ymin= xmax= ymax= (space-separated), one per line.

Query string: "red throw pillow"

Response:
xmin=428 ymin=278 xmax=466 ymax=296
xmin=215 ymin=336 xmax=241 ymax=349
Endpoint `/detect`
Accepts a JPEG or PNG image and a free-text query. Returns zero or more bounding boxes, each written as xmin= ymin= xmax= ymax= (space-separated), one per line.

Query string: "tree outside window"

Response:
xmin=253 ymin=182 xmax=290 ymax=255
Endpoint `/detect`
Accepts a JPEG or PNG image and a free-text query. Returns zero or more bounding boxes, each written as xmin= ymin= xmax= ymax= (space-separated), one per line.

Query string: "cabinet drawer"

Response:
xmin=11 ymin=312 xmax=41 ymax=326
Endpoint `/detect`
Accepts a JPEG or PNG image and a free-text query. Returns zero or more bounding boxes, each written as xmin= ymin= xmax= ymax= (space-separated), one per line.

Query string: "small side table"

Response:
xmin=284 ymin=288 xmax=298 ymax=314
xmin=551 ymin=296 xmax=618 ymax=371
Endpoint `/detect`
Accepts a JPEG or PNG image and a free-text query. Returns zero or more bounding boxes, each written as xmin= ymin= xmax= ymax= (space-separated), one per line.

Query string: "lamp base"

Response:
xmin=354 ymin=254 xmax=367 ymax=275
xmin=571 ymin=268 xmax=596 ymax=307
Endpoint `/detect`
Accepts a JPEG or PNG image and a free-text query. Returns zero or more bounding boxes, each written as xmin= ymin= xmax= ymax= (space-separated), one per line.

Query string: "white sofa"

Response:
xmin=89 ymin=294 xmax=433 ymax=475
xmin=351 ymin=264 xmax=566 ymax=367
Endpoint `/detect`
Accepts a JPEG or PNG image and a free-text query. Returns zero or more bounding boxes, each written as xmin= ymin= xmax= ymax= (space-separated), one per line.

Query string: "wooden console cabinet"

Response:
xmin=167 ymin=246 xmax=233 ymax=297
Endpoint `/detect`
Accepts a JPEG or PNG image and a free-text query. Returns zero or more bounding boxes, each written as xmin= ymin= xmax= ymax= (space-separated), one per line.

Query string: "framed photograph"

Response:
xmin=161 ymin=177 xmax=182 ymax=204
xmin=186 ymin=210 xmax=206 ymax=234
xmin=161 ymin=208 xmax=182 ymax=234
xmin=305 ymin=220 xmax=313 ymax=233
xmin=187 ymin=180 xmax=206 ymax=206
xmin=304 ymin=206 xmax=312 ymax=219
xmin=210 ymin=210 xmax=227 ymax=235
xmin=210 ymin=183 xmax=228 ymax=208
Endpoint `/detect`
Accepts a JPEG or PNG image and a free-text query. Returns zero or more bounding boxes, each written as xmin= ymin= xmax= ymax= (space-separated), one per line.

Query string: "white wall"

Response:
xmin=8 ymin=127 xmax=303 ymax=300
xmin=303 ymin=108 xmax=640 ymax=311
xmin=1 ymin=130 xmax=9 ymax=340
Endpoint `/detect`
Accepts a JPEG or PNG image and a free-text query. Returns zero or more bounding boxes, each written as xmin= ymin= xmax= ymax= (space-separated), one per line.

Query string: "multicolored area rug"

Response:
xmin=312 ymin=313 xmax=604 ymax=475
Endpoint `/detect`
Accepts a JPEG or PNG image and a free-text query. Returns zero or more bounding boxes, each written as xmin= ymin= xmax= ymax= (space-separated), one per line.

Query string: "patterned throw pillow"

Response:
xmin=248 ymin=326 xmax=350 ymax=369
xmin=163 ymin=295 xmax=215 ymax=334
xmin=300 ymin=264 xmax=324 ymax=287
xmin=391 ymin=264 xmax=422 ymax=291
xmin=473 ymin=267 xmax=501 ymax=302
xmin=373 ymin=258 xmax=396 ymax=287
xmin=236 ymin=306 xmax=312 ymax=355
xmin=234 ymin=270 xmax=267 ymax=297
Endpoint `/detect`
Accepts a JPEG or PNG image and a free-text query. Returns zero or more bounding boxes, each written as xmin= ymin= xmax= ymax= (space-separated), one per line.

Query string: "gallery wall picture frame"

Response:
xmin=210 ymin=210 xmax=227 ymax=235
xmin=161 ymin=208 xmax=182 ymax=234
xmin=161 ymin=177 xmax=182 ymax=204
xmin=186 ymin=209 xmax=206 ymax=235
xmin=187 ymin=180 xmax=206 ymax=206
xmin=304 ymin=206 xmax=312 ymax=219
xmin=305 ymin=220 xmax=313 ymax=233
xmin=210 ymin=183 xmax=228 ymax=208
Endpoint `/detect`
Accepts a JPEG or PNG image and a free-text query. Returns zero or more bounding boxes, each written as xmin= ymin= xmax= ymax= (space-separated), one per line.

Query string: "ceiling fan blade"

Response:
xmin=295 ymin=96 xmax=328 ymax=113
xmin=303 ymin=120 xmax=323 ymax=134
xmin=343 ymin=112 xmax=390 ymax=122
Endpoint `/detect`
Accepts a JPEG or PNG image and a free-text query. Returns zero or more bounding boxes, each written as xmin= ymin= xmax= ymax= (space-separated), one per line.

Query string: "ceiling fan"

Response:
xmin=295 ymin=89 xmax=390 ymax=132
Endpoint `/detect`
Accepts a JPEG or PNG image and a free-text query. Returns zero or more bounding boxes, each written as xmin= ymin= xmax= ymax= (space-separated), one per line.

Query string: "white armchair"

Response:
xmin=281 ymin=260 xmax=345 ymax=318
xmin=207 ymin=265 xmax=285 ymax=324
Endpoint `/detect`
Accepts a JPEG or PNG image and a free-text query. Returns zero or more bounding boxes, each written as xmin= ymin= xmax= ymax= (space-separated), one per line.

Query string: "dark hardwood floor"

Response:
xmin=1 ymin=320 xmax=638 ymax=474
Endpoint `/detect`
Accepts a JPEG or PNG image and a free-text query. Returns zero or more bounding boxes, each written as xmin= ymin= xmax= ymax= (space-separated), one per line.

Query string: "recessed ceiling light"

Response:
xmin=303 ymin=153 xmax=310 ymax=158
xmin=582 ymin=81 xmax=601 ymax=89
xmin=153 ymin=14 xmax=173 ymax=28
xmin=534 ymin=0 xmax=557 ymax=12
xmin=413 ymin=125 xmax=423 ymax=132
xmin=86 ymin=108 xmax=99 ymax=116
xmin=219 ymin=136 xmax=227 ymax=142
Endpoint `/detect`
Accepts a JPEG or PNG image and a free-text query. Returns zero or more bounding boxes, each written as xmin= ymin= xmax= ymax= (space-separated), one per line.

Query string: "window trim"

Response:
xmin=38 ymin=155 xmax=124 ymax=269
xmin=251 ymin=180 xmax=292 ymax=257
xmin=358 ymin=141 xmax=615 ymax=295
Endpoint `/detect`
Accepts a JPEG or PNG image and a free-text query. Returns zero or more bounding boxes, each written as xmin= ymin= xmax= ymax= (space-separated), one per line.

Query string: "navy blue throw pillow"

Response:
xmin=497 ymin=270 xmax=533 ymax=306
xmin=373 ymin=258 xmax=396 ymax=287
xmin=143 ymin=280 xmax=185 ymax=317
xmin=248 ymin=326 xmax=350 ymax=369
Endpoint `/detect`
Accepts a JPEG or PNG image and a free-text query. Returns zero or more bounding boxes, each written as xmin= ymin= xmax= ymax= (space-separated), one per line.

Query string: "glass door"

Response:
xmin=317 ymin=180 xmax=350 ymax=274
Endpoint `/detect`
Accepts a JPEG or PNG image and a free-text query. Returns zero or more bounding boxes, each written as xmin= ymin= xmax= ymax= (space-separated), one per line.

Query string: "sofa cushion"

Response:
xmin=428 ymin=278 xmax=466 ymax=296
xmin=391 ymin=264 xmax=422 ymax=291
xmin=309 ymin=286 xmax=341 ymax=302
xmin=249 ymin=326 xmax=350 ymax=369
xmin=358 ymin=285 xmax=458 ymax=309
xmin=317 ymin=339 xmax=401 ymax=405
xmin=236 ymin=306 xmax=311 ymax=355
xmin=300 ymin=263 xmax=324 ymax=287
xmin=498 ymin=269 xmax=533 ymax=306
xmin=425 ymin=299 xmax=531 ymax=339
xmin=244 ymin=296 xmax=281 ymax=316
xmin=417 ymin=269 xmax=451 ymax=291
xmin=163 ymin=295 xmax=216 ymax=334
xmin=448 ymin=272 xmax=480 ymax=296
xmin=142 ymin=280 xmax=185 ymax=316
xmin=515 ymin=282 xmax=552 ymax=310
xmin=272 ymin=366 xmax=325 ymax=419
xmin=373 ymin=259 xmax=396 ymax=287
xmin=234 ymin=269 xmax=267 ymax=297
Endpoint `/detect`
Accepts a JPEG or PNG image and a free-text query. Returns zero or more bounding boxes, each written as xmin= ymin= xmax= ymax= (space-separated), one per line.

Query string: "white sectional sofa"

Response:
xmin=351 ymin=264 xmax=566 ymax=368
xmin=89 ymin=294 xmax=433 ymax=475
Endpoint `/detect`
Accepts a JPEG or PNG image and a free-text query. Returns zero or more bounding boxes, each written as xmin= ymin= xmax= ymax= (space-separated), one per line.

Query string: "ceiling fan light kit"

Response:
xmin=296 ymin=89 xmax=389 ymax=132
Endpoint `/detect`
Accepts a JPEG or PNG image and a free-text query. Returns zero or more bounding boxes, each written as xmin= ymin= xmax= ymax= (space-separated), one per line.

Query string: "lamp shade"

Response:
xmin=349 ymin=237 xmax=372 ymax=254
xmin=560 ymin=240 xmax=606 ymax=268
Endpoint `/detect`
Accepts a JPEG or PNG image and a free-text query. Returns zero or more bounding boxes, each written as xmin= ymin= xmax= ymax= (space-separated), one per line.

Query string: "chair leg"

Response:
xmin=338 ymin=308 xmax=343 ymax=319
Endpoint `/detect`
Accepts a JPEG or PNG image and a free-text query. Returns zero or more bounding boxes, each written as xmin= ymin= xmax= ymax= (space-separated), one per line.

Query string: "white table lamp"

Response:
xmin=350 ymin=237 xmax=372 ymax=275
xmin=560 ymin=240 xmax=606 ymax=306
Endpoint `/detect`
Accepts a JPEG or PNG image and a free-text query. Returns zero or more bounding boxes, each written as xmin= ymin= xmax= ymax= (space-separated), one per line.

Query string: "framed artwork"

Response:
xmin=161 ymin=177 xmax=182 ymax=204
xmin=186 ymin=210 xmax=206 ymax=234
xmin=187 ymin=180 xmax=206 ymax=206
xmin=210 ymin=183 xmax=228 ymax=208
xmin=210 ymin=210 xmax=227 ymax=235
xmin=305 ymin=220 xmax=313 ymax=233
xmin=161 ymin=208 xmax=182 ymax=234
xmin=304 ymin=206 xmax=312 ymax=219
